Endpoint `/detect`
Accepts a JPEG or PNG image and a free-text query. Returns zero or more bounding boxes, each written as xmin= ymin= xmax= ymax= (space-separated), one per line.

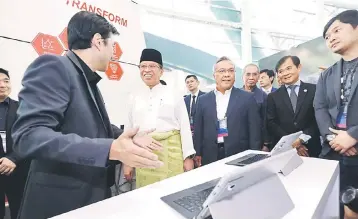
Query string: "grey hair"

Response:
xmin=243 ymin=63 xmax=260 ymax=73
xmin=213 ymin=56 xmax=235 ymax=71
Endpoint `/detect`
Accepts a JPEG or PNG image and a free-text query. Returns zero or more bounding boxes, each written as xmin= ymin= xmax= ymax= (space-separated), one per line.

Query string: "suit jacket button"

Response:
xmin=294 ymin=122 xmax=297 ymax=125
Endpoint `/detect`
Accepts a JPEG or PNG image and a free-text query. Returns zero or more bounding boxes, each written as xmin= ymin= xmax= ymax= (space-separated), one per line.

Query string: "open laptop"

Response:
xmin=225 ymin=131 xmax=302 ymax=166
xmin=161 ymin=149 xmax=297 ymax=219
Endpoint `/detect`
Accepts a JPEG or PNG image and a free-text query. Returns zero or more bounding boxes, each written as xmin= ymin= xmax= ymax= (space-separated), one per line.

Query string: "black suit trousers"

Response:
xmin=0 ymin=170 xmax=27 ymax=219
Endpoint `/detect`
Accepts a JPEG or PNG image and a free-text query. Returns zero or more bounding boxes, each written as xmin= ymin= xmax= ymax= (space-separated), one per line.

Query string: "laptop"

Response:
xmin=225 ymin=131 xmax=302 ymax=166
xmin=160 ymin=149 xmax=296 ymax=219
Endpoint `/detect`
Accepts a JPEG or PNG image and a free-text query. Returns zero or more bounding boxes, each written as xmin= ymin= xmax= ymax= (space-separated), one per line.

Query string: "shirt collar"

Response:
xmin=261 ymin=86 xmax=272 ymax=93
xmin=214 ymin=86 xmax=233 ymax=95
xmin=146 ymin=83 xmax=164 ymax=93
xmin=191 ymin=90 xmax=199 ymax=97
xmin=285 ymin=80 xmax=301 ymax=89
xmin=0 ymin=97 xmax=9 ymax=104
xmin=74 ymin=53 xmax=102 ymax=85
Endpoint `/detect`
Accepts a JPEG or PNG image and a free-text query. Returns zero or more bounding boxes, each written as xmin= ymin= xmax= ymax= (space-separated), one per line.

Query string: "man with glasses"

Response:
xmin=193 ymin=56 xmax=261 ymax=167
xmin=123 ymin=48 xmax=195 ymax=188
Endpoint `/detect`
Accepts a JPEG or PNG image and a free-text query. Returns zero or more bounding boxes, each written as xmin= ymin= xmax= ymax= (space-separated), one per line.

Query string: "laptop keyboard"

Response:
xmin=239 ymin=154 xmax=269 ymax=165
xmin=173 ymin=187 xmax=214 ymax=213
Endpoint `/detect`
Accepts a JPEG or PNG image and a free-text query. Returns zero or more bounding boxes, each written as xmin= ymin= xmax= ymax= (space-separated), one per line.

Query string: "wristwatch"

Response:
xmin=326 ymin=134 xmax=335 ymax=142
xmin=299 ymin=138 xmax=308 ymax=145
xmin=187 ymin=154 xmax=196 ymax=159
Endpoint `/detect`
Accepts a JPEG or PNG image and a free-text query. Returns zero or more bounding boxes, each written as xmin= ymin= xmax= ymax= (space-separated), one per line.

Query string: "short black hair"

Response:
xmin=185 ymin=75 xmax=198 ymax=82
xmin=323 ymin=10 xmax=358 ymax=38
xmin=260 ymin=69 xmax=275 ymax=83
xmin=0 ymin=68 xmax=9 ymax=78
xmin=275 ymin=56 xmax=301 ymax=72
xmin=67 ymin=11 xmax=119 ymax=50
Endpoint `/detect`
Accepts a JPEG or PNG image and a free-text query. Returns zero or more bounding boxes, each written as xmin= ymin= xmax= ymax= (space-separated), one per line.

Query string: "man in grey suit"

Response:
xmin=314 ymin=10 xmax=358 ymax=218
xmin=193 ymin=56 xmax=261 ymax=167
xmin=11 ymin=11 xmax=163 ymax=219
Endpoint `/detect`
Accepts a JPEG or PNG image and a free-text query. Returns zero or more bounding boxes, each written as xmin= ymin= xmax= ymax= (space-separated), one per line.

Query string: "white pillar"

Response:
xmin=315 ymin=0 xmax=326 ymax=36
xmin=241 ymin=0 xmax=252 ymax=65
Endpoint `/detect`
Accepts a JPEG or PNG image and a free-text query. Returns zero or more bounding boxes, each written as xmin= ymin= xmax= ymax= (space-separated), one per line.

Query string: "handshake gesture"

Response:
xmin=109 ymin=127 xmax=163 ymax=168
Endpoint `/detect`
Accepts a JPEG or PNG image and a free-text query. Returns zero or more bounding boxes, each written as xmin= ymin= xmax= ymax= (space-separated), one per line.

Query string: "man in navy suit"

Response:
xmin=259 ymin=69 xmax=278 ymax=94
xmin=193 ymin=57 xmax=262 ymax=166
xmin=184 ymin=75 xmax=205 ymax=135
xmin=184 ymin=75 xmax=205 ymax=116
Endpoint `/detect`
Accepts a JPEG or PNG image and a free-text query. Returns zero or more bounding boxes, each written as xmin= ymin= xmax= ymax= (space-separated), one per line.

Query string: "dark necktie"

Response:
xmin=289 ymin=85 xmax=298 ymax=112
xmin=191 ymin=95 xmax=196 ymax=117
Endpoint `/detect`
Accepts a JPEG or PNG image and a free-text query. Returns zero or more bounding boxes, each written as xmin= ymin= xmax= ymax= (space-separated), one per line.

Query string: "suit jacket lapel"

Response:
xmin=334 ymin=60 xmax=343 ymax=106
xmin=66 ymin=51 xmax=108 ymax=134
xmin=279 ymin=86 xmax=294 ymax=114
xmin=209 ymin=91 xmax=217 ymax=120
xmin=226 ymin=88 xmax=239 ymax=118
xmin=6 ymin=99 xmax=16 ymax=132
xmin=185 ymin=95 xmax=191 ymax=115
xmin=294 ymin=81 xmax=307 ymax=117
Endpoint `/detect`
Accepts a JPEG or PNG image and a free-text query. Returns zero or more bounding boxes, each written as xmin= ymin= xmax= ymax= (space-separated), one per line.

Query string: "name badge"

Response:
xmin=217 ymin=117 xmax=228 ymax=143
xmin=0 ymin=131 xmax=6 ymax=153
xmin=190 ymin=116 xmax=194 ymax=136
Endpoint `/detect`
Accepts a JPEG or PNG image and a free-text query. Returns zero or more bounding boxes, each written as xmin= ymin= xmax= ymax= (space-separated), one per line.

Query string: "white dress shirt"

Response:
xmin=214 ymin=88 xmax=232 ymax=120
xmin=285 ymin=80 xmax=300 ymax=97
xmin=214 ymin=88 xmax=232 ymax=143
xmin=262 ymin=86 xmax=273 ymax=94
xmin=189 ymin=90 xmax=199 ymax=115
xmin=126 ymin=84 xmax=196 ymax=159
xmin=285 ymin=80 xmax=311 ymax=142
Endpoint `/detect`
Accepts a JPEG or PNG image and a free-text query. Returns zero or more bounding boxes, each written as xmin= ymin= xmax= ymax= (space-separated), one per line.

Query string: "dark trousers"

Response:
xmin=322 ymin=151 xmax=358 ymax=219
xmin=218 ymin=143 xmax=226 ymax=160
xmin=0 ymin=174 xmax=27 ymax=219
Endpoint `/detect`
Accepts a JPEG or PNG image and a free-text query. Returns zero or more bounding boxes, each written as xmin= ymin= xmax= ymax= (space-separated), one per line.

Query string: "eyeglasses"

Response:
xmin=139 ymin=64 xmax=160 ymax=70
xmin=216 ymin=68 xmax=235 ymax=74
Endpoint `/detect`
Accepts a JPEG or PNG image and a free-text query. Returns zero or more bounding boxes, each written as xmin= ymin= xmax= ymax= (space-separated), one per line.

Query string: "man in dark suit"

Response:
xmin=193 ymin=56 xmax=262 ymax=166
xmin=267 ymin=55 xmax=321 ymax=157
xmin=184 ymin=75 xmax=205 ymax=136
xmin=184 ymin=75 xmax=205 ymax=117
xmin=259 ymin=69 xmax=278 ymax=94
xmin=11 ymin=11 xmax=163 ymax=219
xmin=0 ymin=68 xmax=29 ymax=219
xmin=242 ymin=64 xmax=268 ymax=151
xmin=314 ymin=10 xmax=358 ymax=218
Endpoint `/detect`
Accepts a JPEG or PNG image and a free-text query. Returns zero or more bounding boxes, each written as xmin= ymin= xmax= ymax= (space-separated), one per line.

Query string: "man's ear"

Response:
xmin=91 ymin=33 xmax=102 ymax=49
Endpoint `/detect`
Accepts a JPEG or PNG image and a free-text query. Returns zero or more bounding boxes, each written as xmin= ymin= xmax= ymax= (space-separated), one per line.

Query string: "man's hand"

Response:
xmin=194 ymin=156 xmax=202 ymax=167
xmin=329 ymin=127 xmax=357 ymax=154
xmin=262 ymin=146 xmax=270 ymax=152
xmin=133 ymin=128 xmax=163 ymax=151
xmin=297 ymin=145 xmax=309 ymax=157
xmin=0 ymin=157 xmax=16 ymax=175
xmin=292 ymin=138 xmax=309 ymax=157
xmin=123 ymin=164 xmax=134 ymax=181
xmin=291 ymin=138 xmax=302 ymax=149
xmin=184 ymin=158 xmax=194 ymax=172
xmin=343 ymin=147 xmax=358 ymax=156
xmin=109 ymin=127 xmax=164 ymax=168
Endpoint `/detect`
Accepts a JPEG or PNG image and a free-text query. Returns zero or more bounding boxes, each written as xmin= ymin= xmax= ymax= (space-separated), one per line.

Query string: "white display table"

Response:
xmin=51 ymin=150 xmax=340 ymax=219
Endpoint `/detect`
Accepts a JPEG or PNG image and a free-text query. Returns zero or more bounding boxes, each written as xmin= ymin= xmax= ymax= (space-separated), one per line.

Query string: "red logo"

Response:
xmin=31 ymin=33 xmax=64 ymax=56
xmin=112 ymin=42 xmax=123 ymax=61
xmin=105 ymin=61 xmax=123 ymax=81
